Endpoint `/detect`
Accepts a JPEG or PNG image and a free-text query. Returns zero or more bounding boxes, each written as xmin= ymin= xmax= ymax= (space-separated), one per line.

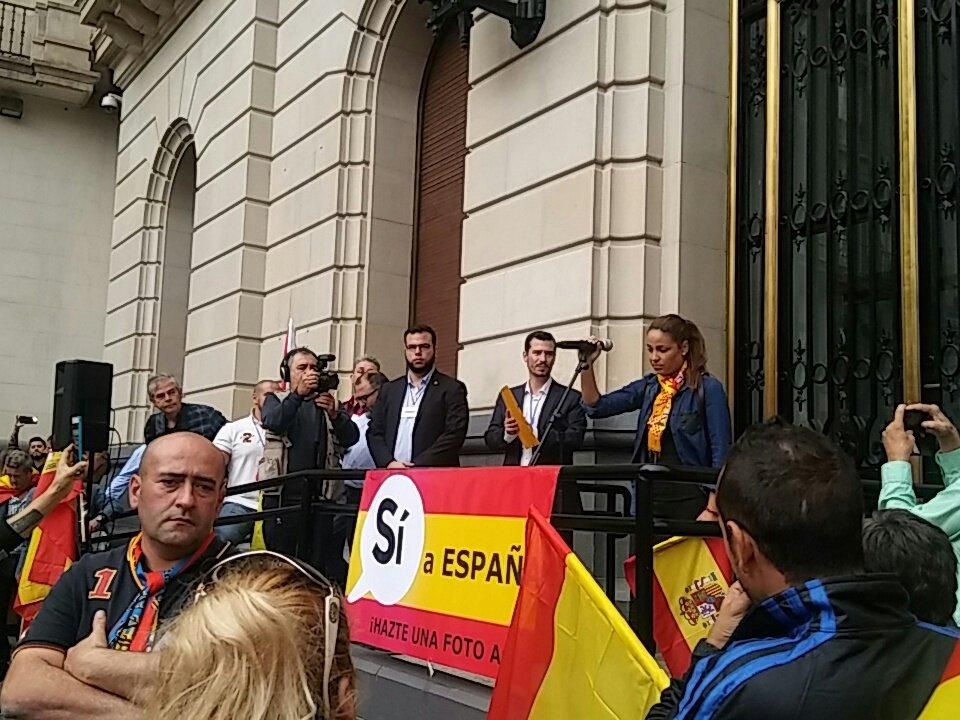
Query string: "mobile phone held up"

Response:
xmin=70 ymin=415 xmax=84 ymax=463
xmin=903 ymin=409 xmax=929 ymax=437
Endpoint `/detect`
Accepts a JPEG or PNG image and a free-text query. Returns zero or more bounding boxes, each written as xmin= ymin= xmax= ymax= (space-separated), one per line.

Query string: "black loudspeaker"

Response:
xmin=52 ymin=360 xmax=113 ymax=453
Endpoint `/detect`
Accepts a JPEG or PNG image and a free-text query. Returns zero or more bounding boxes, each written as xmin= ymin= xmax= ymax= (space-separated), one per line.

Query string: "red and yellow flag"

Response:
xmin=0 ymin=473 xmax=34 ymax=505
xmin=14 ymin=452 xmax=82 ymax=628
xmin=488 ymin=508 xmax=668 ymax=720
xmin=920 ymin=641 xmax=960 ymax=718
xmin=624 ymin=536 xmax=734 ymax=677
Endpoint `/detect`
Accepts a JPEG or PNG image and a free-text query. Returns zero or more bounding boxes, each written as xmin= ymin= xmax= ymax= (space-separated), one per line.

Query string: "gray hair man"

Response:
xmin=143 ymin=374 xmax=227 ymax=444
xmin=344 ymin=355 xmax=382 ymax=417
xmin=337 ymin=370 xmax=388 ymax=583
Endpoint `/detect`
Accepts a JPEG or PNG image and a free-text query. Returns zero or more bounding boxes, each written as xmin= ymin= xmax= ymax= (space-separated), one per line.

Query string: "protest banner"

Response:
xmin=344 ymin=467 xmax=558 ymax=677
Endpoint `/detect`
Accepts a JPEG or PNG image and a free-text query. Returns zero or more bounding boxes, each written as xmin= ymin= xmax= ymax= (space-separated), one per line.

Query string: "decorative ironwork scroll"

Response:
xmin=732 ymin=0 xmax=769 ymax=434
xmin=777 ymin=0 xmax=903 ymax=468
xmin=917 ymin=0 xmax=960 ymax=452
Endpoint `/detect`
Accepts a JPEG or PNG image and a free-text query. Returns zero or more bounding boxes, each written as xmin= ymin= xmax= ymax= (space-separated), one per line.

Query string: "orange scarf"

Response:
xmin=646 ymin=364 xmax=686 ymax=455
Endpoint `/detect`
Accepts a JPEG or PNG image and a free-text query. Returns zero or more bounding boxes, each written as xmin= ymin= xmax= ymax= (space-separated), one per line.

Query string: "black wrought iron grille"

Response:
xmin=733 ymin=0 xmax=769 ymax=435
xmin=917 ymin=0 xmax=960 ymax=464
xmin=777 ymin=0 xmax=903 ymax=468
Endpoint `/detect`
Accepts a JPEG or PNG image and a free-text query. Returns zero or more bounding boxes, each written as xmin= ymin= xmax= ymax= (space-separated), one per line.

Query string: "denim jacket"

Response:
xmin=583 ymin=372 xmax=732 ymax=467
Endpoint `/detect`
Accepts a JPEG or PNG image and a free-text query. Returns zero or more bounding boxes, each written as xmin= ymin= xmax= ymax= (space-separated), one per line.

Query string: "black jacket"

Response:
xmin=484 ymin=381 xmax=586 ymax=514
xmin=367 ymin=371 xmax=468 ymax=467
xmin=647 ymin=575 xmax=960 ymax=720
xmin=483 ymin=380 xmax=586 ymax=465
xmin=261 ymin=392 xmax=360 ymax=482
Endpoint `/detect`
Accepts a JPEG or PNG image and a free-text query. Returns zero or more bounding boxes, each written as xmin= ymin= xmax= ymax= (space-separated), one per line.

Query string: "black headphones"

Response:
xmin=279 ymin=347 xmax=318 ymax=383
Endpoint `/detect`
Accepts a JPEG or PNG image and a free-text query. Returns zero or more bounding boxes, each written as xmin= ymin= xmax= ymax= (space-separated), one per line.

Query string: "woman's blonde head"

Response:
xmin=147 ymin=558 xmax=356 ymax=720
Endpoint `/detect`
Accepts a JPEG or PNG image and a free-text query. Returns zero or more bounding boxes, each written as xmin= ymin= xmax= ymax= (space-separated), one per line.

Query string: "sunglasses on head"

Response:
xmin=194 ymin=550 xmax=342 ymax=719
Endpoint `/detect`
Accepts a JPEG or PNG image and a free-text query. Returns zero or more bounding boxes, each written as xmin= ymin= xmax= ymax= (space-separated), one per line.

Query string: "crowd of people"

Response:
xmin=0 ymin=313 xmax=957 ymax=718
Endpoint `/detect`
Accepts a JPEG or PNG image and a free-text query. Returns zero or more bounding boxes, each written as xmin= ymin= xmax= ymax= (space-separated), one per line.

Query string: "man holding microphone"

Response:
xmin=484 ymin=330 xmax=586 ymax=511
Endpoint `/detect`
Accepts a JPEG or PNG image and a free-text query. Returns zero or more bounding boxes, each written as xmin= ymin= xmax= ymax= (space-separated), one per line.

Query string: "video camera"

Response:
xmin=315 ymin=353 xmax=339 ymax=393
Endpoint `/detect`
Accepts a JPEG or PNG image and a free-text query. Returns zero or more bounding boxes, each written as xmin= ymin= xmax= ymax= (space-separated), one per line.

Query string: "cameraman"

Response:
xmin=261 ymin=347 xmax=358 ymax=576
xmin=881 ymin=403 xmax=960 ymax=626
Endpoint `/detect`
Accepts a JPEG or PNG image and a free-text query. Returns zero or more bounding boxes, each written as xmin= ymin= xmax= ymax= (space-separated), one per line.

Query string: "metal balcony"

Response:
xmin=0 ymin=1 xmax=31 ymax=60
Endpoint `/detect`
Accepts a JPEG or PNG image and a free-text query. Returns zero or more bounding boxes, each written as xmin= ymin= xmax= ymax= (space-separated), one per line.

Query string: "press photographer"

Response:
xmin=260 ymin=347 xmax=359 ymax=577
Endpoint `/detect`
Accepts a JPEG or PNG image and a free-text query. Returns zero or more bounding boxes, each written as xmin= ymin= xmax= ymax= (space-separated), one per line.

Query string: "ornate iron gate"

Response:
xmin=731 ymin=0 xmax=959 ymax=478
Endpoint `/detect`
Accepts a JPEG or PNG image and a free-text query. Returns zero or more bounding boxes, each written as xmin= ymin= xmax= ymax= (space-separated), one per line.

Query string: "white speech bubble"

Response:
xmin=347 ymin=474 xmax=425 ymax=605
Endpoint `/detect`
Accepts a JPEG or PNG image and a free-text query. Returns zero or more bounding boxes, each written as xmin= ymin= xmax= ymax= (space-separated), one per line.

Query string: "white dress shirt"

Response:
xmin=394 ymin=368 xmax=436 ymax=464
xmin=504 ymin=378 xmax=553 ymax=466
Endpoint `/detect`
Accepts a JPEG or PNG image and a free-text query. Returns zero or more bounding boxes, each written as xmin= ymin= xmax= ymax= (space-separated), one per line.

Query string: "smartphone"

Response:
xmin=16 ymin=415 xmax=37 ymax=425
xmin=903 ymin=409 xmax=929 ymax=437
xmin=71 ymin=415 xmax=84 ymax=461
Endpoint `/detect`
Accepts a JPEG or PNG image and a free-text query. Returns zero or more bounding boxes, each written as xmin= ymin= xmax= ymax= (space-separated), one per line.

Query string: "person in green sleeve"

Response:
xmin=880 ymin=402 xmax=960 ymax=625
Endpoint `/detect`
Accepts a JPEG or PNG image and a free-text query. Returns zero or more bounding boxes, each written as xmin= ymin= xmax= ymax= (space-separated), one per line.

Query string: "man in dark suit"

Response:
xmin=368 ymin=325 xmax=469 ymax=468
xmin=484 ymin=330 xmax=586 ymax=511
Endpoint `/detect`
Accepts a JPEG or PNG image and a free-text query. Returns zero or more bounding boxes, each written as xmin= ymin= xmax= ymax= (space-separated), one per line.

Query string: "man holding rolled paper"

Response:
xmin=484 ymin=331 xmax=586 ymax=512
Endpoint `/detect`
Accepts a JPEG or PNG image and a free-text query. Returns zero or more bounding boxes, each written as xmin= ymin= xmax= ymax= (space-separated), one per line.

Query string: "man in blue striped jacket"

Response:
xmin=648 ymin=418 xmax=960 ymax=720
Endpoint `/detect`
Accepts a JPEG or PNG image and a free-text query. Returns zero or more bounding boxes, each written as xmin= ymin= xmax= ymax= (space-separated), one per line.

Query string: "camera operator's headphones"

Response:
xmin=279 ymin=347 xmax=318 ymax=384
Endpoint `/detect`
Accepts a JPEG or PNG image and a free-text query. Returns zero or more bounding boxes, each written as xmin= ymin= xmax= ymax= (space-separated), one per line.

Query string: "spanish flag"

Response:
xmin=0 ymin=477 xmax=24 ymax=504
xmin=14 ymin=452 xmax=82 ymax=627
xmin=920 ymin=641 xmax=960 ymax=718
xmin=624 ymin=536 xmax=734 ymax=677
xmin=488 ymin=508 xmax=668 ymax=719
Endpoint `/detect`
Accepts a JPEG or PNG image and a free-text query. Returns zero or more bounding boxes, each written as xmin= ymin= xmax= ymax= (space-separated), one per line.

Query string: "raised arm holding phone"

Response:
xmin=0 ymin=445 xmax=87 ymax=555
xmin=881 ymin=402 xmax=960 ymax=625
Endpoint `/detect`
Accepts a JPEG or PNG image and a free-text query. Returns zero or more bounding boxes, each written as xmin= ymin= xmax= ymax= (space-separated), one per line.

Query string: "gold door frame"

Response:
xmin=898 ymin=0 xmax=921 ymax=405
xmin=726 ymin=0 xmax=923 ymax=418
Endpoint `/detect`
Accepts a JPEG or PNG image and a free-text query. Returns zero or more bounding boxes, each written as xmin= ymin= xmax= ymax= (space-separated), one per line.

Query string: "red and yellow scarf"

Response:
xmin=108 ymin=532 xmax=214 ymax=652
xmin=646 ymin=364 xmax=686 ymax=456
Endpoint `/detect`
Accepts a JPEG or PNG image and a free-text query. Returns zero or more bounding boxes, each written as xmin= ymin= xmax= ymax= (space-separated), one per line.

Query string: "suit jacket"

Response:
xmin=484 ymin=381 xmax=586 ymax=465
xmin=367 ymin=371 xmax=469 ymax=468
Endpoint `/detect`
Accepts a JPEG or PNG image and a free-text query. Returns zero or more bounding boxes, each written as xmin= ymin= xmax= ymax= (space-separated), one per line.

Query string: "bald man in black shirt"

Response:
xmin=1 ymin=433 xmax=234 ymax=719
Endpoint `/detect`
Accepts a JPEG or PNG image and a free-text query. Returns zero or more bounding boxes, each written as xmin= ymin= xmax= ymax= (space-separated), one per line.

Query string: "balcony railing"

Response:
xmin=89 ymin=462 xmax=939 ymax=651
xmin=0 ymin=1 xmax=30 ymax=59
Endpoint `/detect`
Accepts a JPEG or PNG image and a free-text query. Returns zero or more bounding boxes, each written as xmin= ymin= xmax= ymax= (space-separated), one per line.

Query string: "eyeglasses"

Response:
xmin=194 ymin=550 xmax=342 ymax=718
xmin=354 ymin=389 xmax=378 ymax=405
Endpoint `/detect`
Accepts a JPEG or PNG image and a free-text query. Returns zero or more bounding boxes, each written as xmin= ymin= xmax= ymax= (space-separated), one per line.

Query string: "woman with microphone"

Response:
xmin=580 ymin=314 xmax=732 ymax=519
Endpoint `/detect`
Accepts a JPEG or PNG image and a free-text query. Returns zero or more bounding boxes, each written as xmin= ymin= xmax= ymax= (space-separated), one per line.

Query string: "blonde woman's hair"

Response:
xmin=146 ymin=559 xmax=356 ymax=720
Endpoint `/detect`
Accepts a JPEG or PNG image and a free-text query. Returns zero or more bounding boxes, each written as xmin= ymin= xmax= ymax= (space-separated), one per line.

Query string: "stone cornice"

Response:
xmin=80 ymin=0 xmax=197 ymax=88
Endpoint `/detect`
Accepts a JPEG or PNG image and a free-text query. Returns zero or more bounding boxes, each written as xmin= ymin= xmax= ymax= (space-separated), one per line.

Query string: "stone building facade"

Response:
xmin=4 ymin=0 xmax=730 ymax=443
xmin=0 ymin=0 xmax=118 ymax=433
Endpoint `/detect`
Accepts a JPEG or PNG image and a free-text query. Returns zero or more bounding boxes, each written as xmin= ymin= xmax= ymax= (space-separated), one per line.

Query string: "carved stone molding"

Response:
xmin=81 ymin=0 xmax=197 ymax=87
xmin=0 ymin=1 xmax=100 ymax=105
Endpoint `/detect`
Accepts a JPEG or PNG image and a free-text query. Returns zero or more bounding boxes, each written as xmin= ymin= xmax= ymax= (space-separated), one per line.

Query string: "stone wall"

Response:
xmin=0 ymin=94 xmax=117 ymax=435
xmin=102 ymin=0 xmax=279 ymax=437
xmin=101 ymin=0 xmax=729 ymax=440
